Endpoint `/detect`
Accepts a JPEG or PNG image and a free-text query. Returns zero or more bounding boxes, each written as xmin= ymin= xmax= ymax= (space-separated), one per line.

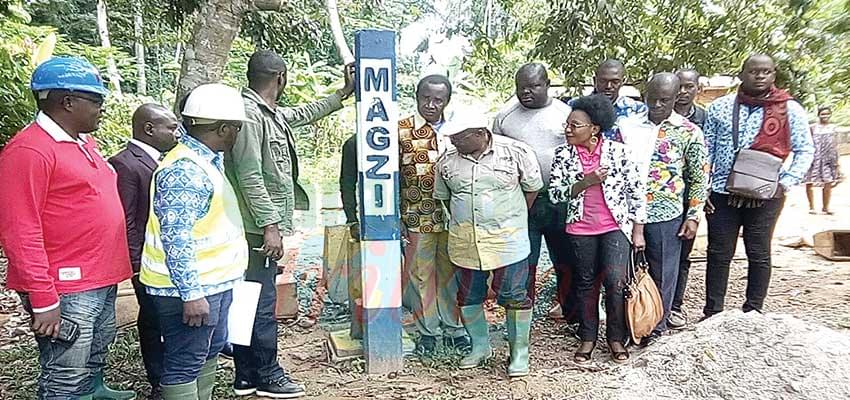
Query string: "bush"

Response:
xmin=0 ymin=18 xmax=137 ymax=149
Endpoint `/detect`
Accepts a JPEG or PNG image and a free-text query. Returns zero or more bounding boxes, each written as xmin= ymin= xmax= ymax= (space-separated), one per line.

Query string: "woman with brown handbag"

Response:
xmin=549 ymin=95 xmax=647 ymax=364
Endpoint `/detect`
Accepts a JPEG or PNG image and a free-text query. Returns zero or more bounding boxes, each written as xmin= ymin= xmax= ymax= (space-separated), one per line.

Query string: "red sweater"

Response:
xmin=0 ymin=120 xmax=132 ymax=309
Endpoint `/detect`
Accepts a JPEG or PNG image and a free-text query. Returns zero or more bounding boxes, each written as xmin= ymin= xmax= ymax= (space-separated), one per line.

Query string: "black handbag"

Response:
xmin=724 ymin=101 xmax=784 ymax=200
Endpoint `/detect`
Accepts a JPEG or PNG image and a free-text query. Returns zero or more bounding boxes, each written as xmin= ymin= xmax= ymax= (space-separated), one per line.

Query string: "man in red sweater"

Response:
xmin=0 ymin=57 xmax=134 ymax=399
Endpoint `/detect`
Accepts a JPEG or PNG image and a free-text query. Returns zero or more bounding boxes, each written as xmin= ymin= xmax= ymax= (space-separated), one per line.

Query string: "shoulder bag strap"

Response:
xmin=732 ymin=100 xmax=741 ymax=151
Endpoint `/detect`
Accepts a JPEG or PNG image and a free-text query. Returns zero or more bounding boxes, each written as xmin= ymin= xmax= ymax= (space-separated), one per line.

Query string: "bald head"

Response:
xmin=646 ymin=73 xmax=680 ymax=124
xmin=515 ymin=63 xmax=551 ymax=108
xmin=132 ymin=103 xmax=179 ymax=152
xmin=739 ymin=53 xmax=776 ymax=96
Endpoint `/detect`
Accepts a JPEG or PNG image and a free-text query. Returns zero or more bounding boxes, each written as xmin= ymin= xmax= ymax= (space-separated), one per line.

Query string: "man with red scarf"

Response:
xmin=702 ymin=54 xmax=814 ymax=319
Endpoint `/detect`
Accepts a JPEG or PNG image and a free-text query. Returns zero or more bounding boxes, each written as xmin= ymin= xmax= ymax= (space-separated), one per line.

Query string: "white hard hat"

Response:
xmin=441 ymin=113 xmax=490 ymax=136
xmin=181 ymin=83 xmax=250 ymax=125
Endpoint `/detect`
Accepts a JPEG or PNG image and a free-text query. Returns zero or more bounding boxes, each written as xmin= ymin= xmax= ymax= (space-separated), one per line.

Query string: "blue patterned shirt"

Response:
xmin=704 ymin=93 xmax=814 ymax=194
xmin=146 ymin=134 xmax=240 ymax=300
xmin=567 ymin=95 xmax=647 ymax=142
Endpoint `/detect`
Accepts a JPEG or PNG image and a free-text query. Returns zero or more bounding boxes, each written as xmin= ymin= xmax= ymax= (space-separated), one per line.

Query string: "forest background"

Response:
xmin=1 ymin=0 xmax=850 ymax=191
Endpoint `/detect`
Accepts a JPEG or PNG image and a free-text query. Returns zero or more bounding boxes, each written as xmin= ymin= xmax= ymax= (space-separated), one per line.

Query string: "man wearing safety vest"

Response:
xmin=140 ymin=83 xmax=250 ymax=400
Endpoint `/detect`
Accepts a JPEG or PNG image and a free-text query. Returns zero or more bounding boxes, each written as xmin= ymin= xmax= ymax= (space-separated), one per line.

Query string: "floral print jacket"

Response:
xmin=549 ymin=139 xmax=647 ymax=241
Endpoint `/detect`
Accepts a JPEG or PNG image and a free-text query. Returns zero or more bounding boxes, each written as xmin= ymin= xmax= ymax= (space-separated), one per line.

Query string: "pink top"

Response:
xmin=566 ymin=141 xmax=620 ymax=236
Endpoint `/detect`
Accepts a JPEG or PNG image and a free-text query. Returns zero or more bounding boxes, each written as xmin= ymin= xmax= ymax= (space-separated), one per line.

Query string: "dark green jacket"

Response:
xmin=226 ymin=88 xmax=343 ymax=235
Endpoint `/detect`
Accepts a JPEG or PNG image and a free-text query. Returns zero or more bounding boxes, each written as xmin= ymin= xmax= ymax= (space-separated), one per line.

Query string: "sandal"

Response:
xmin=608 ymin=341 xmax=630 ymax=364
xmin=573 ymin=341 xmax=596 ymax=364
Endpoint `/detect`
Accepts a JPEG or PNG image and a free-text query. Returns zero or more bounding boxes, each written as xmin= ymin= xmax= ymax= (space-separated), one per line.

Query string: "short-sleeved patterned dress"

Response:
xmin=804 ymin=123 xmax=839 ymax=185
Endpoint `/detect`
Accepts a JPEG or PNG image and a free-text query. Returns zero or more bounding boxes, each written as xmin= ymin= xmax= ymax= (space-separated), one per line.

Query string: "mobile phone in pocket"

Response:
xmin=52 ymin=318 xmax=80 ymax=345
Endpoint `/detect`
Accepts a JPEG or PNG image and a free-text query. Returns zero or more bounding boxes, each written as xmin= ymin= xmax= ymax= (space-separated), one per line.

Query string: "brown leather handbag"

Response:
xmin=625 ymin=251 xmax=663 ymax=345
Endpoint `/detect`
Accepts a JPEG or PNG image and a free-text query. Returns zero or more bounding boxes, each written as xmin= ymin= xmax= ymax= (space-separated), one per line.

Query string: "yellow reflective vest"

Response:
xmin=140 ymin=142 xmax=248 ymax=290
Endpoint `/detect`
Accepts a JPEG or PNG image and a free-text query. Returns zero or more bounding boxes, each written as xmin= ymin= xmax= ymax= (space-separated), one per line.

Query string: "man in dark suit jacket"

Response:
xmin=109 ymin=103 xmax=179 ymax=400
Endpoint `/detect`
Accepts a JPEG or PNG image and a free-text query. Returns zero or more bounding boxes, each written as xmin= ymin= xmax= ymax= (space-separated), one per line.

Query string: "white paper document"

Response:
xmin=227 ymin=280 xmax=262 ymax=346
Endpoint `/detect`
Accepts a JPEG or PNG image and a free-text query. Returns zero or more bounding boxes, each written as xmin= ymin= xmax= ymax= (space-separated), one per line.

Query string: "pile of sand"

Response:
xmin=611 ymin=311 xmax=850 ymax=400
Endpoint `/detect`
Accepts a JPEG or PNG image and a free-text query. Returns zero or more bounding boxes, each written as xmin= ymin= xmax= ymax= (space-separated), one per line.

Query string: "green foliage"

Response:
xmin=0 ymin=18 xmax=137 ymax=148
xmin=94 ymin=93 xmax=151 ymax=156
xmin=534 ymin=0 xmax=787 ymax=93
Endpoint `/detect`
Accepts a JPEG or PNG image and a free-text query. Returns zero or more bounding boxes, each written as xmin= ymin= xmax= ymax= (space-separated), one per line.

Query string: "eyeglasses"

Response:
xmin=563 ymin=121 xmax=593 ymax=130
xmin=68 ymin=94 xmax=105 ymax=107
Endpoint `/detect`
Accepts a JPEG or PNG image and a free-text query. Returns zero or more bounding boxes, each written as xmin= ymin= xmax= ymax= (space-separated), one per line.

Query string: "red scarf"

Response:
xmin=736 ymin=86 xmax=794 ymax=159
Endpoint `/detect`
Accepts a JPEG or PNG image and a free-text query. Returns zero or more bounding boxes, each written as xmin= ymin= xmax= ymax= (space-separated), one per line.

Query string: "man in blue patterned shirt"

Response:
xmin=140 ymin=83 xmax=251 ymax=400
xmin=702 ymin=54 xmax=814 ymax=320
xmin=566 ymin=59 xmax=648 ymax=142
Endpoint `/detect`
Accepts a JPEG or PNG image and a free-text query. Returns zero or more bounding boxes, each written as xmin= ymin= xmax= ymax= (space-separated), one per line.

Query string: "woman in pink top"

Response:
xmin=549 ymin=95 xmax=647 ymax=364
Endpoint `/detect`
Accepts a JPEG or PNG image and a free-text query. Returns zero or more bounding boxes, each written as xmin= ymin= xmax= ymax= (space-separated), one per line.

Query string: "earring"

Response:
xmin=589 ymin=136 xmax=599 ymax=145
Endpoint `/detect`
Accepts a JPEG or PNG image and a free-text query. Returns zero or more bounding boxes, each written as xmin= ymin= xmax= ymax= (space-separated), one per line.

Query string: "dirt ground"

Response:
xmin=2 ymin=161 xmax=850 ymax=399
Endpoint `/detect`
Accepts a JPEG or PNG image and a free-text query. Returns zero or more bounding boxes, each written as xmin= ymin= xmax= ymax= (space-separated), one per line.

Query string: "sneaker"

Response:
xmin=444 ymin=335 xmax=472 ymax=354
xmin=220 ymin=343 xmax=234 ymax=360
xmin=256 ymin=375 xmax=306 ymax=399
xmin=416 ymin=335 xmax=438 ymax=356
xmin=233 ymin=379 xmax=257 ymax=396
xmin=668 ymin=310 xmax=687 ymax=329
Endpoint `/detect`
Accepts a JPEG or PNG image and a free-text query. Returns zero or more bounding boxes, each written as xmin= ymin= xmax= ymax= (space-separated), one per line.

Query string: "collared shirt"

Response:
xmin=619 ymin=112 xmax=709 ymax=223
xmin=399 ymin=113 xmax=451 ymax=233
xmin=0 ymin=113 xmax=131 ymax=311
xmin=147 ymin=135 xmax=237 ymax=300
xmin=680 ymin=104 xmax=707 ymax=129
xmin=704 ymin=93 xmax=814 ymax=193
xmin=434 ymin=135 xmax=543 ymax=270
xmin=226 ymin=87 xmax=343 ymax=235
xmin=129 ymin=138 xmax=162 ymax=162
xmin=492 ymin=98 xmax=571 ymax=187
xmin=567 ymin=95 xmax=648 ymax=142
xmin=413 ymin=112 xmax=447 ymax=152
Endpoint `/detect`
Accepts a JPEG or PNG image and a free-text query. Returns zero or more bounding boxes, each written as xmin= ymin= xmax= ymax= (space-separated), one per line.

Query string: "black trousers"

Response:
xmin=132 ymin=275 xmax=164 ymax=386
xmin=527 ymin=194 xmax=575 ymax=320
xmin=233 ymin=233 xmax=286 ymax=384
xmin=566 ymin=230 xmax=629 ymax=343
xmin=704 ymin=192 xmax=785 ymax=317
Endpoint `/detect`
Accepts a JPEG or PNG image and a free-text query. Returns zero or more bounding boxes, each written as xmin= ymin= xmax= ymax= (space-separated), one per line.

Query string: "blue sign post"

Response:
xmin=354 ymin=29 xmax=403 ymax=374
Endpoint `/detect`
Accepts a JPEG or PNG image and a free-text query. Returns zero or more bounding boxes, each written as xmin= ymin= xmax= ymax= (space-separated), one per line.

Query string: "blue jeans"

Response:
xmin=566 ymin=231 xmax=629 ymax=343
xmin=456 ymin=258 xmax=531 ymax=310
xmin=20 ymin=285 xmax=118 ymax=400
xmin=644 ymin=217 xmax=683 ymax=332
xmin=528 ymin=194 xmax=575 ymax=318
xmin=233 ymin=233 xmax=285 ymax=384
xmin=152 ymin=290 xmax=232 ymax=386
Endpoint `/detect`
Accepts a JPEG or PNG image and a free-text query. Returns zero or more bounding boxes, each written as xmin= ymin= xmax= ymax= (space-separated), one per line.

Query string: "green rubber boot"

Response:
xmin=197 ymin=357 xmax=218 ymax=400
xmin=459 ymin=305 xmax=492 ymax=369
xmin=506 ymin=309 xmax=532 ymax=377
xmin=161 ymin=381 xmax=198 ymax=400
xmin=92 ymin=371 xmax=136 ymax=399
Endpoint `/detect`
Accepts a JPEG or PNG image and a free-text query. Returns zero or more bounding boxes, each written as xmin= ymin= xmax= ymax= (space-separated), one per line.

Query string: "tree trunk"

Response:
xmin=96 ymin=0 xmax=122 ymax=96
xmin=133 ymin=0 xmax=146 ymax=95
xmin=175 ymin=0 xmax=287 ymax=106
xmin=327 ymin=0 xmax=354 ymax=64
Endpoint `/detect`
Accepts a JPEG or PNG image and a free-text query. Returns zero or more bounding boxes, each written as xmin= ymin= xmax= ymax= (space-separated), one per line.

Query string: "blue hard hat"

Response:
xmin=30 ymin=56 xmax=109 ymax=96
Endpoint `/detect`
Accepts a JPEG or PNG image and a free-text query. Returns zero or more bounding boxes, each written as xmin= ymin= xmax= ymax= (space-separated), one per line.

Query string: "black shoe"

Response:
xmin=220 ymin=343 xmax=234 ymax=360
xmin=233 ymin=379 xmax=257 ymax=397
xmin=638 ymin=332 xmax=662 ymax=348
xmin=416 ymin=335 xmax=438 ymax=356
xmin=444 ymin=335 xmax=472 ymax=354
xmin=256 ymin=375 xmax=306 ymax=399
xmin=148 ymin=385 xmax=162 ymax=400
